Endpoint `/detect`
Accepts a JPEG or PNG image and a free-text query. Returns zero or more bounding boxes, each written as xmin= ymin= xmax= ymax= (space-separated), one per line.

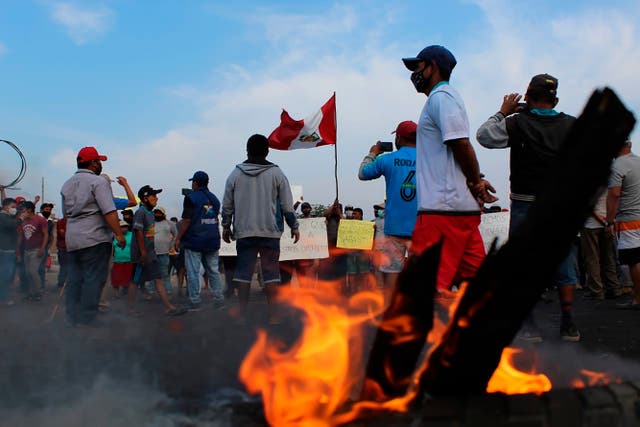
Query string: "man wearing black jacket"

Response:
xmin=477 ymin=74 xmax=580 ymax=342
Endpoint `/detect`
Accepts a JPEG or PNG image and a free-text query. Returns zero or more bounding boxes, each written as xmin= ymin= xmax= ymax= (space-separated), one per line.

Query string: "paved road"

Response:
xmin=1 ymin=270 xmax=639 ymax=426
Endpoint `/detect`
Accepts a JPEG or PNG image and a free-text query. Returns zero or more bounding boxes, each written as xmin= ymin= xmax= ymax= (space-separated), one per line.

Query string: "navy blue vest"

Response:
xmin=183 ymin=188 xmax=221 ymax=252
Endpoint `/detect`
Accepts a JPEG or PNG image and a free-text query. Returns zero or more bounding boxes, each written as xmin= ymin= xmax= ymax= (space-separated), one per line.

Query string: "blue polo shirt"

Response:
xmin=359 ymin=146 xmax=417 ymax=237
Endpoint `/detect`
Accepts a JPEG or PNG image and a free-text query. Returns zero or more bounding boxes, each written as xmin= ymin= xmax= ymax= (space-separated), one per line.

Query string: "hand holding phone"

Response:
xmin=379 ymin=141 xmax=393 ymax=152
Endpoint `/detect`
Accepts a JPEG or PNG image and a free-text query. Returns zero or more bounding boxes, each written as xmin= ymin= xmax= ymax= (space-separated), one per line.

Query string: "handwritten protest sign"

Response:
xmin=219 ymin=217 xmax=329 ymax=260
xmin=336 ymin=220 xmax=375 ymax=250
xmin=479 ymin=212 xmax=510 ymax=252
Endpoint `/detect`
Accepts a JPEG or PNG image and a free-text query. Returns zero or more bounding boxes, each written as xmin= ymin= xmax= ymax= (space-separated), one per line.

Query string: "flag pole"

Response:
xmin=333 ymin=92 xmax=339 ymax=201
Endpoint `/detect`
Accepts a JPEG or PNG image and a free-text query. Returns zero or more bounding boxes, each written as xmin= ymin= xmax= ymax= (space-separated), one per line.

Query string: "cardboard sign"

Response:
xmin=479 ymin=211 xmax=510 ymax=251
xmin=219 ymin=217 xmax=329 ymax=260
xmin=336 ymin=219 xmax=375 ymax=250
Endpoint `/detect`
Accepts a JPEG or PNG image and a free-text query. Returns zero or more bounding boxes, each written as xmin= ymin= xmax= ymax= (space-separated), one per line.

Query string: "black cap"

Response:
xmin=138 ymin=185 xmax=163 ymax=199
xmin=527 ymin=73 xmax=558 ymax=96
xmin=402 ymin=45 xmax=457 ymax=74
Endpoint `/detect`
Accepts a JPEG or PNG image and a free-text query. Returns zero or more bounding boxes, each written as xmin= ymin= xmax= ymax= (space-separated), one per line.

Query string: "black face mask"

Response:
xmin=154 ymin=215 xmax=165 ymax=222
xmin=42 ymin=212 xmax=51 ymax=219
xmin=411 ymin=69 xmax=430 ymax=93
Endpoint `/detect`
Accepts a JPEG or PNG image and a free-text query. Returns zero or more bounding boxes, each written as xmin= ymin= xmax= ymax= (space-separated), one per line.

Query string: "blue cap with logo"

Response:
xmin=402 ymin=45 xmax=457 ymax=75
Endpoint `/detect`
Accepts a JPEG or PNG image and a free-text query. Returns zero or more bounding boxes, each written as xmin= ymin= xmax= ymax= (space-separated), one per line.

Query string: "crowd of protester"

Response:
xmin=0 ymin=45 xmax=638 ymax=343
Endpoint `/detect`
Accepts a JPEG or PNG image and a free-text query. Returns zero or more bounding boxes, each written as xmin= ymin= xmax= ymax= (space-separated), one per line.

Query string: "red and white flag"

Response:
xmin=268 ymin=94 xmax=336 ymax=150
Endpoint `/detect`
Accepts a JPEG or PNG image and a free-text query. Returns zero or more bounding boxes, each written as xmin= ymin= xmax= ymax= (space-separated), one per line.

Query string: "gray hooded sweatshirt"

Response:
xmin=221 ymin=161 xmax=298 ymax=240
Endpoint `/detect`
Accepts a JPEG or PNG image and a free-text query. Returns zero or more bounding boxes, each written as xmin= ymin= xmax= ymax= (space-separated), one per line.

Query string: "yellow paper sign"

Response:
xmin=336 ymin=219 xmax=375 ymax=250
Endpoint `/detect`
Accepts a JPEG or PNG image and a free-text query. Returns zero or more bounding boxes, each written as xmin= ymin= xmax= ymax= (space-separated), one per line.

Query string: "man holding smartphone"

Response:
xmin=358 ymin=121 xmax=418 ymax=291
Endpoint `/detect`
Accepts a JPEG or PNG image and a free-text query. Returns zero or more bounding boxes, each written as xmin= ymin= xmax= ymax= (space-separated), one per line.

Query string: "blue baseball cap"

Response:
xmin=189 ymin=170 xmax=209 ymax=184
xmin=402 ymin=45 xmax=457 ymax=74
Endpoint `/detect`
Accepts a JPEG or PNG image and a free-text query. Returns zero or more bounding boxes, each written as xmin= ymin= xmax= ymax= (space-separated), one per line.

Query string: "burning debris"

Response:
xmin=239 ymin=88 xmax=637 ymax=426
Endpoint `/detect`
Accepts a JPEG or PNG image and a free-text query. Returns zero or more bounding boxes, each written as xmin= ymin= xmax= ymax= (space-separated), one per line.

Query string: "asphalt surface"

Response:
xmin=1 ymin=268 xmax=639 ymax=426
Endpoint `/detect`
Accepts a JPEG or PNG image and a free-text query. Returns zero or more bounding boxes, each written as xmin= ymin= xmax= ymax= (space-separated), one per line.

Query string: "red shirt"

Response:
xmin=18 ymin=215 xmax=48 ymax=251
xmin=56 ymin=218 xmax=67 ymax=251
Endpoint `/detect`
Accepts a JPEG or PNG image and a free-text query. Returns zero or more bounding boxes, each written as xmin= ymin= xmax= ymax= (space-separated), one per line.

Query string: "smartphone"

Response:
xmin=181 ymin=188 xmax=192 ymax=196
xmin=379 ymin=141 xmax=393 ymax=152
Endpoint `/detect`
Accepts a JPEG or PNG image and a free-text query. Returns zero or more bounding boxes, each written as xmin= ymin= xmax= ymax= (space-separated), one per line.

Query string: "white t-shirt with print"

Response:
xmin=416 ymin=83 xmax=479 ymax=212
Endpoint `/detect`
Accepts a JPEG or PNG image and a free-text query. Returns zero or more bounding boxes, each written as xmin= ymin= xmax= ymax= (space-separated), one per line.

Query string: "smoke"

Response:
xmin=0 ymin=374 xmax=257 ymax=427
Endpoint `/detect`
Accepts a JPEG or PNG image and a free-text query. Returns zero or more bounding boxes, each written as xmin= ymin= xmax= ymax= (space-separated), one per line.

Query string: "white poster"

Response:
xmin=479 ymin=211 xmax=510 ymax=252
xmin=219 ymin=217 xmax=329 ymax=260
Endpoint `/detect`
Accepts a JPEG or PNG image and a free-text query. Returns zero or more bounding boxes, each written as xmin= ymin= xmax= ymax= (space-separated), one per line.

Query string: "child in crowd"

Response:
xmin=131 ymin=186 xmax=186 ymax=316
xmin=111 ymin=220 xmax=138 ymax=315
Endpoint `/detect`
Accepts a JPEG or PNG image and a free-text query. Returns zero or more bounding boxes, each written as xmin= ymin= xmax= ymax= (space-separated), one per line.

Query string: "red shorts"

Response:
xmin=411 ymin=213 xmax=485 ymax=291
xmin=111 ymin=262 xmax=134 ymax=287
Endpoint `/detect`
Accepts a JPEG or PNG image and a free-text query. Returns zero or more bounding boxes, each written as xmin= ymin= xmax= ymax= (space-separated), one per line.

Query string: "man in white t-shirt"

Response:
xmin=402 ymin=45 xmax=497 ymax=295
xmin=606 ymin=140 xmax=640 ymax=309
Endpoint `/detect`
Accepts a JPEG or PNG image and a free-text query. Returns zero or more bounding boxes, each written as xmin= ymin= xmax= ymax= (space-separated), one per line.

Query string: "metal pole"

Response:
xmin=333 ymin=92 xmax=339 ymax=201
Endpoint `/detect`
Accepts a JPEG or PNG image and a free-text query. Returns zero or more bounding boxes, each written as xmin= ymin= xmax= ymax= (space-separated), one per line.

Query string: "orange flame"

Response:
xmin=571 ymin=369 xmax=620 ymax=388
xmin=239 ymin=275 xmax=617 ymax=426
xmin=486 ymin=348 xmax=552 ymax=395
xmin=239 ymin=282 xmax=386 ymax=426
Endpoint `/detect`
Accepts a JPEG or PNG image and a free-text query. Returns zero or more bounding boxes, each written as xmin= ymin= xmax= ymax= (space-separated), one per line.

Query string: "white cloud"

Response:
xmin=49 ymin=2 xmax=113 ymax=45
xmin=43 ymin=1 xmax=640 ymax=218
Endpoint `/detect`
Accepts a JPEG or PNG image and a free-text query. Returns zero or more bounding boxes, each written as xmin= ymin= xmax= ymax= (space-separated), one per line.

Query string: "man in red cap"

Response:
xmin=60 ymin=146 xmax=126 ymax=326
xmin=358 ymin=121 xmax=418 ymax=291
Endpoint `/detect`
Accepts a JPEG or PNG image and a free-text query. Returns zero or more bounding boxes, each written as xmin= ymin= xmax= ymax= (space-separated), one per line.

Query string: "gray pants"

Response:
xmin=580 ymin=227 xmax=621 ymax=296
xmin=23 ymin=249 xmax=43 ymax=296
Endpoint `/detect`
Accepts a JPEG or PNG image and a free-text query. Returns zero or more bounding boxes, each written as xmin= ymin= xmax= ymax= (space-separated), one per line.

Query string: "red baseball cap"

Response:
xmin=392 ymin=121 xmax=417 ymax=140
xmin=77 ymin=146 xmax=107 ymax=162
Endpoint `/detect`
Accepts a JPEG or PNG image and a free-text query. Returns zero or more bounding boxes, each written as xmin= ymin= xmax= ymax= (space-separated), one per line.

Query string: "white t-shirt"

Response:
xmin=416 ymin=83 xmax=479 ymax=212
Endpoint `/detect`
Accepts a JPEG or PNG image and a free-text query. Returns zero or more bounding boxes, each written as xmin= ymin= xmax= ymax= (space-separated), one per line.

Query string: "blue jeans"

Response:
xmin=0 ymin=251 xmax=16 ymax=302
xmin=185 ymin=248 xmax=223 ymax=305
xmin=38 ymin=247 xmax=49 ymax=290
xmin=57 ymin=250 xmax=69 ymax=288
xmin=66 ymin=242 xmax=112 ymax=325
xmin=157 ymin=254 xmax=172 ymax=294
xmin=23 ymin=249 xmax=42 ymax=295
xmin=510 ymin=199 xmax=577 ymax=286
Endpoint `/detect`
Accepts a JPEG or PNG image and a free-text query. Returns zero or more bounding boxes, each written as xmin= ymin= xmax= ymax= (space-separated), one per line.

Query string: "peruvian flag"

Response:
xmin=268 ymin=94 xmax=337 ymax=150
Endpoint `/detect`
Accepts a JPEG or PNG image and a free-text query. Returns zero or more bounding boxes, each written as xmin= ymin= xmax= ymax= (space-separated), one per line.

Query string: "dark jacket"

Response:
xmin=182 ymin=188 xmax=221 ymax=252
xmin=505 ymin=111 xmax=576 ymax=197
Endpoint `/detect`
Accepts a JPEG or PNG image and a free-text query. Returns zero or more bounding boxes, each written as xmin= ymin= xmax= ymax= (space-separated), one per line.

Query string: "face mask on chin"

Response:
xmin=42 ymin=212 xmax=51 ymax=219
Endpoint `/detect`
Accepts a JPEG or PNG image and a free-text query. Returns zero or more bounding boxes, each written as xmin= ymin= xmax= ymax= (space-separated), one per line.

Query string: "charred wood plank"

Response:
xmin=361 ymin=243 xmax=440 ymax=399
